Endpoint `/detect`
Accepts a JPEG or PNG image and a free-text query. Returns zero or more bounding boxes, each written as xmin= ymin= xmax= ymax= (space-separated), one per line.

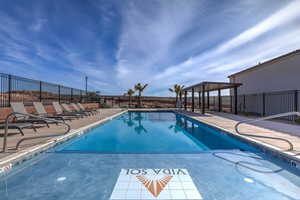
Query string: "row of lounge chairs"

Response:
xmin=0 ymin=102 xmax=100 ymax=136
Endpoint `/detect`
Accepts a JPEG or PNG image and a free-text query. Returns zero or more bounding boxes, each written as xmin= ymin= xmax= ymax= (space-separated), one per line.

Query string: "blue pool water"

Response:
xmin=1 ymin=111 xmax=300 ymax=200
xmin=61 ymin=112 xmax=257 ymax=153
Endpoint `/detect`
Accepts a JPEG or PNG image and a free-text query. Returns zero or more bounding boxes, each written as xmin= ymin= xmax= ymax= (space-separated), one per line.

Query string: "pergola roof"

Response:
xmin=182 ymin=81 xmax=242 ymax=92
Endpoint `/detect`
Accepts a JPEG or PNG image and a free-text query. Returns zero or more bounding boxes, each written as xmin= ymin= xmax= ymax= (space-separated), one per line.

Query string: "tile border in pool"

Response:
xmin=0 ymin=110 xmax=127 ymax=173
xmin=173 ymin=110 xmax=300 ymax=170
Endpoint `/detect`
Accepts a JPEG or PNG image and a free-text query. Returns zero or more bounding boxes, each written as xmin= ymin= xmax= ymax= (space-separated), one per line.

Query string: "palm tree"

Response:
xmin=134 ymin=83 xmax=148 ymax=106
xmin=133 ymin=112 xmax=147 ymax=134
xmin=168 ymin=84 xmax=184 ymax=106
xmin=126 ymin=89 xmax=135 ymax=106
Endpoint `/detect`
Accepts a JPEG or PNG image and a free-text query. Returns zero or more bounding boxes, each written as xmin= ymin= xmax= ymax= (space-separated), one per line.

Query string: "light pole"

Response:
xmin=85 ymin=76 xmax=88 ymax=94
xmin=85 ymin=76 xmax=88 ymax=103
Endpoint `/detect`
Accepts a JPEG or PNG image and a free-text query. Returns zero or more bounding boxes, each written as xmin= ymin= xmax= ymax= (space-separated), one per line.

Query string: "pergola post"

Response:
xmin=234 ymin=86 xmax=238 ymax=115
xmin=218 ymin=89 xmax=221 ymax=112
xmin=192 ymin=88 xmax=194 ymax=112
xmin=179 ymin=91 xmax=182 ymax=108
xmin=201 ymin=85 xmax=205 ymax=114
xmin=230 ymin=95 xmax=233 ymax=113
xmin=198 ymin=92 xmax=201 ymax=109
xmin=181 ymin=82 xmax=241 ymax=114
xmin=207 ymin=91 xmax=210 ymax=110
xmin=184 ymin=91 xmax=187 ymax=110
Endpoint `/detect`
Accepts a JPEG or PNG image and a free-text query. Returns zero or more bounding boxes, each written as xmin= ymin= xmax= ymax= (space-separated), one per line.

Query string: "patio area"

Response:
xmin=177 ymin=110 xmax=300 ymax=158
xmin=0 ymin=109 xmax=123 ymax=160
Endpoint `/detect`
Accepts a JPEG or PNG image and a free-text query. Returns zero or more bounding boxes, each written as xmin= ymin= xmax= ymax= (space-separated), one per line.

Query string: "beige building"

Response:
xmin=229 ymin=49 xmax=300 ymax=95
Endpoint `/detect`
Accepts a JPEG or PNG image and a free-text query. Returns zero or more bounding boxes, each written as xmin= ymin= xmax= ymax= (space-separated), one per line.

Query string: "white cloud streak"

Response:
xmin=153 ymin=0 xmax=300 ymax=93
xmin=1 ymin=0 xmax=300 ymax=96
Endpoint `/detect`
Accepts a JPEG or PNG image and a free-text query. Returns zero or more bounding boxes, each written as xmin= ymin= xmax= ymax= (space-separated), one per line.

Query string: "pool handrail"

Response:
xmin=2 ymin=112 xmax=71 ymax=152
xmin=235 ymin=111 xmax=300 ymax=151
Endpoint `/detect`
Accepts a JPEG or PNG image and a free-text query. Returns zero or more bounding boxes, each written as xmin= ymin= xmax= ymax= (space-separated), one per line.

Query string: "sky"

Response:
xmin=0 ymin=0 xmax=300 ymax=96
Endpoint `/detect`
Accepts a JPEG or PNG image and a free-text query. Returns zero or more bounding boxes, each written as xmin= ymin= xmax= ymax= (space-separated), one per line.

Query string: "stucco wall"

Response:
xmin=230 ymin=52 xmax=300 ymax=95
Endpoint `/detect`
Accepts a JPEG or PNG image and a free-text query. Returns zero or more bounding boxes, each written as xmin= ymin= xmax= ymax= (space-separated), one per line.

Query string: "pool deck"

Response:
xmin=0 ymin=109 xmax=124 ymax=162
xmin=176 ymin=110 xmax=300 ymax=161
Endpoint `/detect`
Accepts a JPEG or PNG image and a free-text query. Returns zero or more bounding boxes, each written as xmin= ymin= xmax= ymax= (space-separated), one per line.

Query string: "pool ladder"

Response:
xmin=235 ymin=112 xmax=300 ymax=151
xmin=2 ymin=112 xmax=71 ymax=152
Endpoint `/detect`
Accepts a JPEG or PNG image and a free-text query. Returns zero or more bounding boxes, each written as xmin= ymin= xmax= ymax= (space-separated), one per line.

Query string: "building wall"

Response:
xmin=230 ymin=52 xmax=300 ymax=95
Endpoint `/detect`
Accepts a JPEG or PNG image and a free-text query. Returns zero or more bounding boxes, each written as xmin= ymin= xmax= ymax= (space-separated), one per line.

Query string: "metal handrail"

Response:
xmin=3 ymin=112 xmax=71 ymax=152
xmin=235 ymin=112 xmax=300 ymax=151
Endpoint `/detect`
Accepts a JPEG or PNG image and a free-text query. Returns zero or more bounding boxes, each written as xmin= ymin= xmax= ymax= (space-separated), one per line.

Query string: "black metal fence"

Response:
xmin=100 ymin=96 xmax=177 ymax=108
xmin=234 ymin=90 xmax=299 ymax=121
xmin=185 ymin=90 xmax=299 ymax=121
xmin=0 ymin=73 xmax=100 ymax=107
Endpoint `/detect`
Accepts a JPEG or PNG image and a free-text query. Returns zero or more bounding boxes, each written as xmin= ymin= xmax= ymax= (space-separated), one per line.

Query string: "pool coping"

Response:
xmin=0 ymin=110 xmax=127 ymax=173
xmin=173 ymin=110 xmax=300 ymax=169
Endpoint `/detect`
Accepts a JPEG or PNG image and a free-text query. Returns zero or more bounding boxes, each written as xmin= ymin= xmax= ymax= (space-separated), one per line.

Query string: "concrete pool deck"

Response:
xmin=0 ymin=109 xmax=124 ymax=161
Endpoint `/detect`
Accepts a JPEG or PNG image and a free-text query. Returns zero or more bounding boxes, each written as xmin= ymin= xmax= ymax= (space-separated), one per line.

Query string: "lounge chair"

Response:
xmin=10 ymin=102 xmax=55 ymax=127
xmin=0 ymin=122 xmax=37 ymax=136
xmin=61 ymin=103 xmax=88 ymax=117
xmin=52 ymin=102 xmax=82 ymax=118
xmin=70 ymin=103 xmax=93 ymax=116
xmin=33 ymin=102 xmax=74 ymax=122
xmin=77 ymin=103 xmax=99 ymax=115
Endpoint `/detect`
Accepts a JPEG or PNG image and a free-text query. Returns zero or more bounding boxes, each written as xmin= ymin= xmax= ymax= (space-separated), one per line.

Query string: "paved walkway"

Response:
xmin=177 ymin=110 xmax=300 ymax=155
xmin=0 ymin=109 xmax=123 ymax=160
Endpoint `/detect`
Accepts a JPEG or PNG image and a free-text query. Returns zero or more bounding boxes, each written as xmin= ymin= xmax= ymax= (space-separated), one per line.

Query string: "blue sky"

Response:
xmin=0 ymin=0 xmax=300 ymax=96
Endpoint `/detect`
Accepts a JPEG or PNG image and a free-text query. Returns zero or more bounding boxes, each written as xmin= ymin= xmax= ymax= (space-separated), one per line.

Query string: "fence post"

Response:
xmin=295 ymin=90 xmax=298 ymax=111
xmin=58 ymin=85 xmax=61 ymax=103
xmin=71 ymin=88 xmax=73 ymax=103
xmin=8 ymin=74 xmax=12 ymax=106
xmin=262 ymin=93 xmax=266 ymax=116
xmin=294 ymin=90 xmax=299 ymax=112
xmin=80 ymin=90 xmax=82 ymax=103
xmin=230 ymin=95 xmax=232 ymax=113
xmin=184 ymin=91 xmax=187 ymax=110
xmin=192 ymin=88 xmax=194 ymax=112
xmin=234 ymin=87 xmax=238 ymax=115
xmin=295 ymin=90 xmax=298 ymax=121
xmin=243 ymin=95 xmax=246 ymax=112
xmin=39 ymin=81 xmax=42 ymax=102
xmin=207 ymin=91 xmax=209 ymax=110
xmin=218 ymin=89 xmax=221 ymax=112
xmin=198 ymin=92 xmax=201 ymax=109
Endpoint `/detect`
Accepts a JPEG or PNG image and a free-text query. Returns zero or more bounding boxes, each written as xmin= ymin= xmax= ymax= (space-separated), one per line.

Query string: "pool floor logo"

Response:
xmin=110 ymin=168 xmax=202 ymax=199
xmin=136 ymin=174 xmax=173 ymax=197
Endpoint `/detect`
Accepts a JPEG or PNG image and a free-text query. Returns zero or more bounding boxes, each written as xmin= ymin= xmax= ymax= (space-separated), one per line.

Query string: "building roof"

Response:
xmin=228 ymin=49 xmax=300 ymax=78
xmin=182 ymin=81 xmax=242 ymax=92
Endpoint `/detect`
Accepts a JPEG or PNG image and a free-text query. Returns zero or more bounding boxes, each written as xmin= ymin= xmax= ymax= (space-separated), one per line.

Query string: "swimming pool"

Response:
xmin=61 ymin=111 xmax=257 ymax=153
xmin=1 ymin=111 xmax=300 ymax=200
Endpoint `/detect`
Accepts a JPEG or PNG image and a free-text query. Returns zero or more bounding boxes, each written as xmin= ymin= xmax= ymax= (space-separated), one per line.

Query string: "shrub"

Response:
xmin=295 ymin=117 xmax=300 ymax=124
xmin=101 ymin=103 xmax=111 ymax=108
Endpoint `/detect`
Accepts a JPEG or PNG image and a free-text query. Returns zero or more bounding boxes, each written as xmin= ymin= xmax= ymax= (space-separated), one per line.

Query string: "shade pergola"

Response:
xmin=181 ymin=81 xmax=242 ymax=114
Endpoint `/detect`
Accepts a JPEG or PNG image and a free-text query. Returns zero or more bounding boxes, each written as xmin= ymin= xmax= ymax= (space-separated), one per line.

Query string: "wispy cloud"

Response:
xmin=215 ymin=0 xmax=300 ymax=54
xmin=154 ymin=0 xmax=300 ymax=93
xmin=0 ymin=0 xmax=299 ymax=96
